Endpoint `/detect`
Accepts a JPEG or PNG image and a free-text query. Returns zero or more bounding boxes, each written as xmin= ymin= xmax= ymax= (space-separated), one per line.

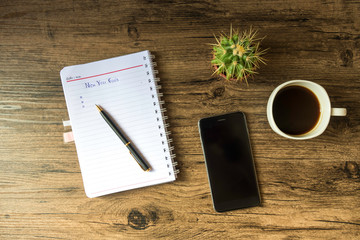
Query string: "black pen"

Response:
xmin=95 ymin=105 xmax=151 ymax=172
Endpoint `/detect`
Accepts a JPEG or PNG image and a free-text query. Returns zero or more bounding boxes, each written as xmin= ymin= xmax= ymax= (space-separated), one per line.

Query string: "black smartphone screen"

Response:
xmin=198 ymin=112 xmax=260 ymax=212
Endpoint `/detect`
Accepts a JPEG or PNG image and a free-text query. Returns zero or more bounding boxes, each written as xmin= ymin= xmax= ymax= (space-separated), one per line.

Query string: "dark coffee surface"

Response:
xmin=272 ymin=85 xmax=320 ymax=135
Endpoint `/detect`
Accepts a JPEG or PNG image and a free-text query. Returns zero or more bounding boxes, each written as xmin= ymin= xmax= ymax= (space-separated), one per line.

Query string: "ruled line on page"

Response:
xmin=66 ymin=64 xmax=143 ymax=82
xmin=65 ymin=71 xmax=147 ymax=95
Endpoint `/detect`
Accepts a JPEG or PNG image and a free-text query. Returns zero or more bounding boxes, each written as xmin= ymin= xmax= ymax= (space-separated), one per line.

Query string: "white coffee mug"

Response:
xmin=267 ymin=80 xmax=347 ymax=140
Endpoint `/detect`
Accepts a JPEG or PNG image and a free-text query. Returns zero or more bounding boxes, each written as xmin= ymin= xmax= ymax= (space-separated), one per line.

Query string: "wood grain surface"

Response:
xmin=1 ymin=0 xmax=360 ymax=239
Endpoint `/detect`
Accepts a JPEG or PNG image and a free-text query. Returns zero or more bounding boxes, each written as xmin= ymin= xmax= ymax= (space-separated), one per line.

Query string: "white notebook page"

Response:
xmin=60 ymin=51 xmax=175 ymax=198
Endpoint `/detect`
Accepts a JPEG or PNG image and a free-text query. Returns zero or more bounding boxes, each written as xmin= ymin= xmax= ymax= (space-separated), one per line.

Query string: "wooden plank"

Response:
xmin=1 ymin=0 xmax=359 ymax=239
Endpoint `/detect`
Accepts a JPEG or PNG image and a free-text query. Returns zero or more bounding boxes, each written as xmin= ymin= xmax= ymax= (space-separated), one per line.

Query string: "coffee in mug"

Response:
xmin=267 ymin=80 xmax=347 ymax=140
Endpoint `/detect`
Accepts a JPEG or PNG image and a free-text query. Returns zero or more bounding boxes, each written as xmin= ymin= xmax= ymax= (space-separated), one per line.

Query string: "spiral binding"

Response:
xmin=149 ymin=53 xmax=179 ymax=178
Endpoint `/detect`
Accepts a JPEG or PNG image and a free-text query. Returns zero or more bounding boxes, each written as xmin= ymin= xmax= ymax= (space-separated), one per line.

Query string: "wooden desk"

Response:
xmin=1 ymin=0 xmax=359 ymax=239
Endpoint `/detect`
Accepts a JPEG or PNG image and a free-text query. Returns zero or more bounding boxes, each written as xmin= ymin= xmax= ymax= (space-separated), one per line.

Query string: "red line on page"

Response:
xmin=91 ymin=177 xmax=169 ymax=196
xmin=66 ymin=64 xmax=143 ymax=82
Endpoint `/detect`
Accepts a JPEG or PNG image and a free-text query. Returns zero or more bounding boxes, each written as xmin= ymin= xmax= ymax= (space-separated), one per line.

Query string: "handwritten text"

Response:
xmin=85 ymin=77 xmax=119 ymax=89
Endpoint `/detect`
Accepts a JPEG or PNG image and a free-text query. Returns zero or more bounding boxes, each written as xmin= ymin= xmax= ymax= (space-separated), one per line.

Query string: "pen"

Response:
xmin=95 ymin=104 xmax=151 ymax=172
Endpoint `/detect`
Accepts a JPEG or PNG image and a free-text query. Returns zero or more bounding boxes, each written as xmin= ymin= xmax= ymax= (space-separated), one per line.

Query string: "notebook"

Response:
xmin=60 ymin=50 xmax=178 ymax=198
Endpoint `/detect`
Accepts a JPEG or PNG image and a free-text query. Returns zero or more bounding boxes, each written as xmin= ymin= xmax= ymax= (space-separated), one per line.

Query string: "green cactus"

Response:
xmin=211 ymin=26 xmax=266 ymax=84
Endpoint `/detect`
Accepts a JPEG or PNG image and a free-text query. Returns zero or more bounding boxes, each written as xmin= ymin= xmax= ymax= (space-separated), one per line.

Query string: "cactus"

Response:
xmin=211 ymin=26 xmax=266 ymax=84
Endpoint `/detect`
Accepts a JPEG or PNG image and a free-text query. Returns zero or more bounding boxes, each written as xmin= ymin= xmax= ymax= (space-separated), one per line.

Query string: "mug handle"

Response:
xmin=331 ymin=108 xmax=347 ymax=116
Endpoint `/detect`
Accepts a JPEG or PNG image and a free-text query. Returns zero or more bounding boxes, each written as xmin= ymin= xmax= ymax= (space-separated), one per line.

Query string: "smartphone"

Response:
xmin=198 ymin=112 xmax=261 ymax=212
